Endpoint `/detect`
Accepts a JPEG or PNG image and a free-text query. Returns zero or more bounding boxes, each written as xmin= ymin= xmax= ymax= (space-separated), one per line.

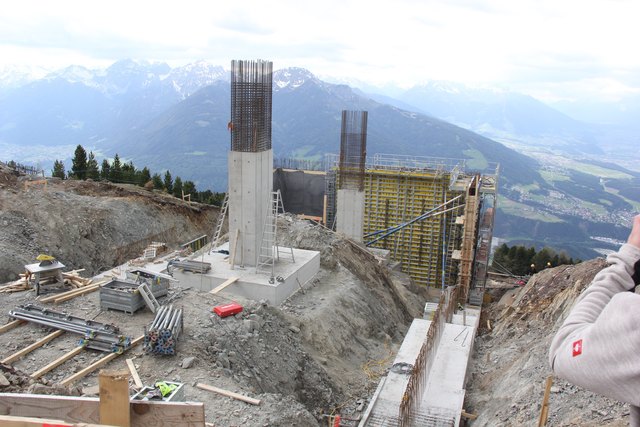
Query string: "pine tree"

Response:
xmin=110 ymin=154 xmax=122 ymax=183
xmin=100 ymin=159 xmax=111 ymax=181
xmin=183 ymin=180 xmax=197 ymax=198
xmin=71 ymin=145 xmax=87 ymax=179
xmin=86 ymin=152 xmax=99 ymax=180
xmin=139 ymin=167 xmax=151 ymax=187
xmin=152 ymin=173 xmax=164 ymax=190
xmin=163 ymin=171 xmax=173 ymax=194
xmin=52 ymin=160 xmax=66 ymax=179
xmin=172 ymin=176 xmax=183 ymax=198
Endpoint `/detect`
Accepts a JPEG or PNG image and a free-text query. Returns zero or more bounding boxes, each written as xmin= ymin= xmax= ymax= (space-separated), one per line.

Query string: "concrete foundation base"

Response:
xmin=167 ymin=243 xmax=320 ymax=305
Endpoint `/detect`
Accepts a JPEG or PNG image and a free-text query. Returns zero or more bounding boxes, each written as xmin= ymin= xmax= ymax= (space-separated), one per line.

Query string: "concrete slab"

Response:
xmin=169 ymin=242 xmax=320 ymax=305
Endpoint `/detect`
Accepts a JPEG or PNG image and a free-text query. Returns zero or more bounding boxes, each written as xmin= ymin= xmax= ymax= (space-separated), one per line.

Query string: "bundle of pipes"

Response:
xmin=144 ymin=305 xmax=183 ymax=355
xmin=9 ymin=304 xmax=132 ymax=354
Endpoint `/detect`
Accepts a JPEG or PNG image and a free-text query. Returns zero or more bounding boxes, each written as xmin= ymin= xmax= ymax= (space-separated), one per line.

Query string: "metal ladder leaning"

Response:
xmin=209 ymin=193 xmax=229 ymax=254
xmin=256 ymin=190 xmax=295 ymax=277
xmin=138 ymin=283 xmax=161 ymax=313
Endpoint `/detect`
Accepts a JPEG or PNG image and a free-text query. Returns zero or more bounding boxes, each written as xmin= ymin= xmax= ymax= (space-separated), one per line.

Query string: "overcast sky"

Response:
xmin=1 ymin=0 xmax=639 ymax=102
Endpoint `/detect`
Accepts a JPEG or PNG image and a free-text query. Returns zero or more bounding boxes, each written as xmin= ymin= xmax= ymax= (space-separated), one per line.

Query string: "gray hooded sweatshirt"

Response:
xmin=549 ymin=243 xmax=640 ymax=425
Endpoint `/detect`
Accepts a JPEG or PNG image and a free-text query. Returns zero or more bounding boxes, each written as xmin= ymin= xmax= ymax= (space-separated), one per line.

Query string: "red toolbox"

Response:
xmin=213 ymin=302 xmax=243 ymax=318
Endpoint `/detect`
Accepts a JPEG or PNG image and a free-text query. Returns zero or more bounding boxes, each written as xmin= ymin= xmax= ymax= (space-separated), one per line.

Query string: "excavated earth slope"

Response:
xmin=0 ymin=163 xmax=217 ymax=282
xmin=466 ymin=259 xmax=630 ymax=426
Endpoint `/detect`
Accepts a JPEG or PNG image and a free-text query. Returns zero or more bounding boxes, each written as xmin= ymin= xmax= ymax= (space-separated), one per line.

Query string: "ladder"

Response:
xmin=256 ymin=190 xmax=295 ymax=276
xmin=138 ymin=283 xmax=161 ymax=313
xmin=209 ymin=193 xmax=229 ymax=254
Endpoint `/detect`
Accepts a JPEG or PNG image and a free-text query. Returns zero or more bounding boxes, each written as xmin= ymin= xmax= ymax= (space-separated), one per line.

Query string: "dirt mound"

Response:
xmin=0 ymin=168 xmax=218 ymax=282
xmin=465 ymin=258 xmax=631 ymax=426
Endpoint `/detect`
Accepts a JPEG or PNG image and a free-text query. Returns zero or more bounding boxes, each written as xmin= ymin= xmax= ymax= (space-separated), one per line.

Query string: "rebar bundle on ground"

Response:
xmin=9 ymin=303 xmax=132 ymax=354
xmin=144 ymin=305 xmax=183 ymax=355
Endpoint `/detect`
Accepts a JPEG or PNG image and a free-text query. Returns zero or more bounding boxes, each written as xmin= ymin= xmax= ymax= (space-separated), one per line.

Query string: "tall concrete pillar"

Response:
xmin=336 ymin=110 xmax=367 ymax=241
xmin=228 ymin=60 xmax=273 ymax=267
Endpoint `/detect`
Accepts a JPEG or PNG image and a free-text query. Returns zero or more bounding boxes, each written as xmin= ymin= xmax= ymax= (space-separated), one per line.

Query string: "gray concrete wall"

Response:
xmin=228 ymin=150 xmax=273 ymax=267
xmin=273 ymin=169 xmax=326 ymax=217
xmin=336 ymin=189 xmax=365 ymax=241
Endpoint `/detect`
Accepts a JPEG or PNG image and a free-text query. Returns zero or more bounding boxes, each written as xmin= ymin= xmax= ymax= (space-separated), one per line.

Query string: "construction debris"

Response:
xmin=143 ymin=305 xmax=183 ymax=355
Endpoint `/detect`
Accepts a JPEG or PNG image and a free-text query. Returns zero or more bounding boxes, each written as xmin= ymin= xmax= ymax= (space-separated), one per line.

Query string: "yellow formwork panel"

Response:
xmin=363 ymin=168 xmax=464 ymax=287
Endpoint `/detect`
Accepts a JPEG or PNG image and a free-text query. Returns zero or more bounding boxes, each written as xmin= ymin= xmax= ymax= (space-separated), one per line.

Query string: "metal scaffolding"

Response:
xmin=230 ymin=59 xmax=273 ymax=152
xmin=338 ymin=110 xmax=367 ymax=191
xmin=363 ymin=158 xmax=466 ymax=288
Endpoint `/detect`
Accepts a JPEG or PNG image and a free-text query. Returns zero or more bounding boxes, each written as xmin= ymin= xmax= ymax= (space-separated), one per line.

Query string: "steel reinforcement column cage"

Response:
xmin=230 ymin=59 xmax=273 ymax=153
xmin=338 ymin=110 xmax=367 ymax=191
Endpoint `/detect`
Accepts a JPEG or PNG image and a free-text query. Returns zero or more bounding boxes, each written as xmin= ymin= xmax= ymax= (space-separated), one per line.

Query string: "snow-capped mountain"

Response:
xmin=0 ymin=65 xmax=51 ymax=91
xmin=273 ymin=67 xmax=319 ymax=91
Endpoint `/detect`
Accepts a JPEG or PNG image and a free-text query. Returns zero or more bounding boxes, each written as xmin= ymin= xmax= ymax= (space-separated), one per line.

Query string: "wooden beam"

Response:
xmin=229 ymin=229 xmax=240 ymax=269
xmin=538 ymin=376 xmax=553 ymax=427
xmin=0 ymin=393 xmax=205 ymax=426
xmin=31 ymin=346 xmax=84 ymax=379
xmin=99 ymin=370 xmax=130 ymax=427
xmin=125 ymin=359 xmax=143 ymax=389
xmin=60 ymin=336 xmax=144 ymax=387
xmin=2 ymin=330 xmax=65 ymax=364
xmin=196 ymin=382 xmax=261 ymax=405
xmin=0 ymin=320 xmax=25 ymax=334
xmin=0 ymin=414 xmax=114 ymax=427
xmin=209 ymin=277 xmax=238 ymax=295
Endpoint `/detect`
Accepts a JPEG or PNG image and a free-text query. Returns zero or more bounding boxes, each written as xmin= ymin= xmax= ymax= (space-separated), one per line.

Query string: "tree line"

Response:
xmin=52 ymin=145 xmax=225 ymax=205
xmin=491 ymin=243 xmax=580 ymax=276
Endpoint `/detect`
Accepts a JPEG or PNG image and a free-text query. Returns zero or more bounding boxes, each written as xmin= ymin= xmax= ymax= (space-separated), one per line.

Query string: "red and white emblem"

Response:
xmin=572 ymin=339 xmax=583 ymax=357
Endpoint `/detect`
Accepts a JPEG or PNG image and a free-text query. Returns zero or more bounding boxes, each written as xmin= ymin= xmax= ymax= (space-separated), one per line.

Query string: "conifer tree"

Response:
xmin=52 ymin=160 xmax=66 ymax=179
xmin=71 ymin=145 xmax=87 ymax=179
xmin=86 ymin=151 xmax=99 ymax=180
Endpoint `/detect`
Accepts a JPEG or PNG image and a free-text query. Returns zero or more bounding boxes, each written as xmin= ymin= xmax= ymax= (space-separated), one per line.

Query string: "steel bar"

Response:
xmin=8 ymin=304 xmax=132 ymax=354
xmin=230 ymin=59 xmax=273 ymax=153
xmin=338 ymin=110 xmax=367 ymax=191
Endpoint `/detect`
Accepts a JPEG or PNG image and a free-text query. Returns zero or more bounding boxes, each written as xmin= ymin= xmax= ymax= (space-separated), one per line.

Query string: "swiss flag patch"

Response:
xmin=572 ymin=339 xmax=583 ymax=357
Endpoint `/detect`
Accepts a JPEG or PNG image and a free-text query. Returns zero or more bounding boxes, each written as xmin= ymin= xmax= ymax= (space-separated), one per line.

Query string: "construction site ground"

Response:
xmin=0 ymin=165 xmax=428 ymax=426
xmin=0 ymin=164 xmax=633 ymax=426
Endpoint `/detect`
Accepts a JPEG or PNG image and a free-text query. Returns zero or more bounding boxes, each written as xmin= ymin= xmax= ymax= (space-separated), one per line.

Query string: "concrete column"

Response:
xmin=336 ymin=189 xmax=365 ymax=241
xmin=228 ymin=149 xmax=273 ymax=267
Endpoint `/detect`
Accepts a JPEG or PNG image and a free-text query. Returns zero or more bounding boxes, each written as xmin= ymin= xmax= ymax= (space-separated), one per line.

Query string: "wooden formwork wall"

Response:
xmin=363 ymin=169 xmax=464 ymax=288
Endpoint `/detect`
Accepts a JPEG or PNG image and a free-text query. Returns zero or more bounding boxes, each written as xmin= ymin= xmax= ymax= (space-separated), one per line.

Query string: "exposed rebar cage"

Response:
xmin=230 ymin=60 xmax=273 ymax=152
xmin=338 ymin=110 xmax=367 ymax=191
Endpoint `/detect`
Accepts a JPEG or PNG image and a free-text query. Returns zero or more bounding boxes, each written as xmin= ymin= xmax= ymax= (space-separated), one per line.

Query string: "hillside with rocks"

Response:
xmin=465 ymin=259 xmax=630 ymax=426
xmin=0 ymin=162 xmax=217 ymax=282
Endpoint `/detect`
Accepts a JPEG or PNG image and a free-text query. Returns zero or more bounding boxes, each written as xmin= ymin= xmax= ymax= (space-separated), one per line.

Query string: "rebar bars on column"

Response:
xmin=338 ymin=110 xmax=367 ymax=191
xmin=230 ymin=59 xmax=273 ymax=153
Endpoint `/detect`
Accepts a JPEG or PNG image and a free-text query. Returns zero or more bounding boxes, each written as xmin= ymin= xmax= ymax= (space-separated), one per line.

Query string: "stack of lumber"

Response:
xmin=0 ymin=277 xmax=29 ymax=293
xmin=62 ymin=270 xmax=92 ymax=288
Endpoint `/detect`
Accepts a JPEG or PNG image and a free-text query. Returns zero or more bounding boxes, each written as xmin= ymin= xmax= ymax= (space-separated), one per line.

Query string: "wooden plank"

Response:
xmin=229 ymin=229 xmax=239 ymax=269
xmin=60 ymin=336 xmax=144 ymax=387
xmin=0 ymin=414 xmax=114 ymax=426
xmin=537 ymin=376 xmax=553 ymax=427
xmin=54 ymin=284 xmax=103 ymax=304
xmin=99 ymin=370 xmax=130 ymax=427
xmin=125 ymin=359 xmax=143 ymax=388
xmin=40 ymin=284 xmax=96 ymax=303
xmin=31 ymin=346 xmax=84 ymax=379
xmin=209 ymin=277 xmax=238 ymax=295
xmin=0 ymin=394 xmax=205 ymax=426
xmin=0 ymin=320 xmax=25 ymax=334
xmin=196 ymin=382 xmax=261 ymax=405
xmin=2 ymin=330 xmax=65 ymax=364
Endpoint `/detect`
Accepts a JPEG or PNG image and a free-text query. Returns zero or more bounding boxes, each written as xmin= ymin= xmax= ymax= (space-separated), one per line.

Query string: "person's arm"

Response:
xmin=549 ymin=215 xmax=640 ymax=405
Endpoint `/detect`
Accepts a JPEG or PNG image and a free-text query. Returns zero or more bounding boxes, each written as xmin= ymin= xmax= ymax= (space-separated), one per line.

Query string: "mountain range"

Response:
xmin=1 ymin=59 xmax=638 ymax=260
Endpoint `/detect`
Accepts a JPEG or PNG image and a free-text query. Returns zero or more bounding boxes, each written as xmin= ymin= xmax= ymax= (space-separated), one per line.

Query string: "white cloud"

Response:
xmin=1 ymin=0 xmax=639 ymax=100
